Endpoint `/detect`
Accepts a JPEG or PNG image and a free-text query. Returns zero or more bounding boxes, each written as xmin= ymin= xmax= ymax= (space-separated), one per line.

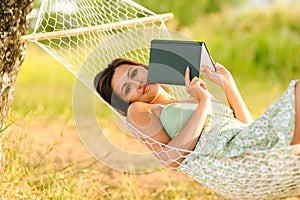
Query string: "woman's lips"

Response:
xmin=143 ymin=83 xmax=150 ymax=94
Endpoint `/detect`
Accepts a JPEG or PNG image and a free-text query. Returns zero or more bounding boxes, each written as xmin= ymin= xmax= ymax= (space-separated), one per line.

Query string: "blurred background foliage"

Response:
xmin=189 ymin=4 xmax=300 ymax=84
xmin=135 ymin=0 xmax=240 ymax=27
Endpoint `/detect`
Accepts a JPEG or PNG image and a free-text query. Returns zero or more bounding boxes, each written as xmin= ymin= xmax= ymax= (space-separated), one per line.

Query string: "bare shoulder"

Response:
xmin=127 ymin=102 xmax=153 ymax=116
xmin=127 ymin=102 xmax=155 ymax=126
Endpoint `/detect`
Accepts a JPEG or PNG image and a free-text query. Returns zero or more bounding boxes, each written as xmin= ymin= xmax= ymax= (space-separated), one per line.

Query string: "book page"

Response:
xmin=201 ymin=44 xmax=216 ymax=72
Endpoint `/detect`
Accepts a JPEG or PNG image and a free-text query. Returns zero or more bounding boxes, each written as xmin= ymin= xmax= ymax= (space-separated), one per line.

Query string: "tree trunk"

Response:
xmin=0 ymin=0 xmax=33 ymax=169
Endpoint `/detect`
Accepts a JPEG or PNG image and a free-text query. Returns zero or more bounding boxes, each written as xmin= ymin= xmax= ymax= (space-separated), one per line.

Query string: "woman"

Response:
xmin=94 ymin=58 xmax=300 ymax=199
xmin=94 ymin=58 xmax=300 ymax=166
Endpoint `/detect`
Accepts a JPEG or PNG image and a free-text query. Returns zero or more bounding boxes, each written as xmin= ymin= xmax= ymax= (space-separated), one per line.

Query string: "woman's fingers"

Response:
xmin=185 ymin=67 xmax=196 ymax=97
xmin=186 ymin=66 xmax=208 ymax=94
xmin=201 ymin=65 xmax=214 ymax=78
xmin=190 ymin=77 xmax=207 ymax=90
xmin=185 ymin=66 xmax=190 ymax=86
xmin=200 ymin=80 xmax=207 ymax=90
xmin=215 ymin=62 xmax=224 ymax=69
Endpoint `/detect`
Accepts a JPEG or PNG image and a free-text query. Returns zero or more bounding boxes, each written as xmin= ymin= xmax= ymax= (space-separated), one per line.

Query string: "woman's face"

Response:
xmin=111 ymin=64 xmax=160 ymax=103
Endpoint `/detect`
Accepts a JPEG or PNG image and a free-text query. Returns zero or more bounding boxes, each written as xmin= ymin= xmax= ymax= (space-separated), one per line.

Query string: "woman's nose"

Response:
xmin=131 ymin=79 xmax=144 ymax=88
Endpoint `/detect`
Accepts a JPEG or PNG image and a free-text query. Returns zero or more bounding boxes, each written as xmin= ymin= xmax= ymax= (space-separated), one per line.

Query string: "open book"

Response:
xmin=147 ymin=39 xmax=215 ymax=85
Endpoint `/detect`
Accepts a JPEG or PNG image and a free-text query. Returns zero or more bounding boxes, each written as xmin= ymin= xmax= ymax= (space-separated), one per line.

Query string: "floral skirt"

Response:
xmin=178 ymin=80 xmax=300 ymax=200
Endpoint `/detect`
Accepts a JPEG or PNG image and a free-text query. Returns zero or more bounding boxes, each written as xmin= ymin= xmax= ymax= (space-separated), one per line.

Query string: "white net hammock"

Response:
xmin=22 ymin=0 xmax=300 ymax=199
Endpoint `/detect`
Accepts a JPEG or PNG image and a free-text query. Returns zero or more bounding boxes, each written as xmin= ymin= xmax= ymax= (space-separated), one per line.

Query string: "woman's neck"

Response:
xmin=148 ymin=86 xmax=195 ymax=105
xmin=149 ymin=88 xmax=177 ymax=105
xmin=150 ymin=93 xmax=196 ymax=105
xmin=151 ymin=95 xmax=177 ymax=105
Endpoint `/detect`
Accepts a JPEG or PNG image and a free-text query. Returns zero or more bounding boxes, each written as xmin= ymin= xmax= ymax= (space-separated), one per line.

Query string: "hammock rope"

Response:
xmin=20 ymin=13 xmax=174 ymax=42
xmin=22 ymin=0 xmax=300 ymax=199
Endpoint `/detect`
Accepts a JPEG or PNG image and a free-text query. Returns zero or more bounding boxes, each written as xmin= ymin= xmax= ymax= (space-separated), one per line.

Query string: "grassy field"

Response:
xmin=2 ymin=4 xmax=300 ymax=200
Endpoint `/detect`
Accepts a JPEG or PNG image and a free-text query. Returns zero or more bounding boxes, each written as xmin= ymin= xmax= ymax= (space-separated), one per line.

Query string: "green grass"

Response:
xmin=1 ymin=120 xmax=221 ymax=199
xmin=2 ymin=4 xmax=300 ymax=200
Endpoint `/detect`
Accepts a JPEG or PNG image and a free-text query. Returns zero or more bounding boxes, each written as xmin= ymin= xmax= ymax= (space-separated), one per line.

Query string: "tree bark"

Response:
xmin=0 ymin=0 xmax=33 ymax=169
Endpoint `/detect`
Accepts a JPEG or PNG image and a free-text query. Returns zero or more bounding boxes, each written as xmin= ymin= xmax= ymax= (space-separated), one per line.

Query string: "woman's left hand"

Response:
xmin=200 ymin=63 xmax=234 ymax=88
xmin=185 ymin=67 xmax=210 ymax=105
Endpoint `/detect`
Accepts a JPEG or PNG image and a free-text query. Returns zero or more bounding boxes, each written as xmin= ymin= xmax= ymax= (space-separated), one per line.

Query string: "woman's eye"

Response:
xmin=131 ymin=69 xmax=137 ymax=78
xmin=125 ymin=85 xmax=132 ymax=95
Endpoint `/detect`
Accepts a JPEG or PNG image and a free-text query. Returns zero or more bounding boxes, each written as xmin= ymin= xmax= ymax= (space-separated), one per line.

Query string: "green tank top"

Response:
xmin=159 ymin=102 xmax=198 ymax=139
xmin=159 ymin=101 xmax=232 ymax=139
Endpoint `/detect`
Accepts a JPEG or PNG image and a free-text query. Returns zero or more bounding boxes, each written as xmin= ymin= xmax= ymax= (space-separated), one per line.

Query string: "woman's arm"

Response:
xmin=201 ymin=63 xmax=253 ymax=124
xmin=222 ymin=76 xmax=253 ymax=123
xmin=127 ymin=100 xmax=209 ymax=168
xmin=127 ymin=68 xmax=211 ymax=168
xmin=162 ymin=99 xmax=209 ymax=167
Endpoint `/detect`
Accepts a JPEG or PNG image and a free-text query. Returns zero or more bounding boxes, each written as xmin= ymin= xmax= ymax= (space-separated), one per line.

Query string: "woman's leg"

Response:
xmin=291 ymin=81 xmax=300 ymax=145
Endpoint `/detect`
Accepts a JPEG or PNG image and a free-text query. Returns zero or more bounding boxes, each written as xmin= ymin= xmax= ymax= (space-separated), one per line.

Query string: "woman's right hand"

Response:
xmin=185 ymin=67 xmax=210 ymax=105
xmin=201 ymin=63 xmax=234 ymax=89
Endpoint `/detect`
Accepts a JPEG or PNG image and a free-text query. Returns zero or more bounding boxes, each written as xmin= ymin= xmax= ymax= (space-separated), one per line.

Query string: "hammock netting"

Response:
xmin=23 ymin=0 xmax=300 ymax=199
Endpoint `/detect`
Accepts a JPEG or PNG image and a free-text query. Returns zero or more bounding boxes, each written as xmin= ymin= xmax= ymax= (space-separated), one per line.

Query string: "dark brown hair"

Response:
xmin=94 ymin=58 xmax=148 ymax=116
